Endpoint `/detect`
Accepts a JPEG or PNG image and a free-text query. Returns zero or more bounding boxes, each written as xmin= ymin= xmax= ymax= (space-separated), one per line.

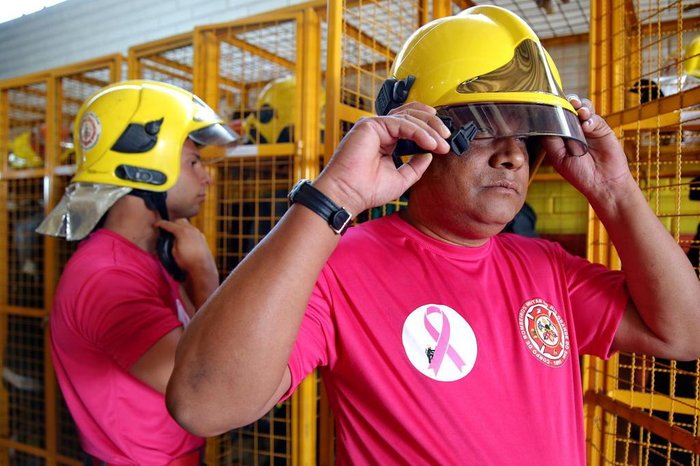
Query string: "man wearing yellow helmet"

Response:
xmin=36 ymin=80 xmax=238 ymax=465
xmin=167 ymin=6 xmax=700 ymax=464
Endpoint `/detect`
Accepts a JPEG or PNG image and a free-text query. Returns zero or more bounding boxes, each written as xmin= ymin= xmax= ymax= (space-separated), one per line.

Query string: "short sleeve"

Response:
xmin=76 ymin=268 xmax=182 ymax=370
xmin=282 ymin=266 xmax=336 ymax=401
xmin=563 ymin=249 xmax=628 ymax=359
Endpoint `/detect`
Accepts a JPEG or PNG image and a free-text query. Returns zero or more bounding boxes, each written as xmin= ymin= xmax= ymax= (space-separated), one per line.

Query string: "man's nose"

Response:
xmin=489 ymin=137 xmax=527 ymax=170
xmin=199 ymin=166 xmax=212 ymax=185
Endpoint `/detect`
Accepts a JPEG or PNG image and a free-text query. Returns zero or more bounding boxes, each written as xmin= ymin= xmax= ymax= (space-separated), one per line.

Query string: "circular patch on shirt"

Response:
xmin=519 ymin=298 xmax=570 ymax=367
xmin=401 ymin=304 xmax=477 ymax=382
xmin=79 ymin=111 xmax=101 ymax=151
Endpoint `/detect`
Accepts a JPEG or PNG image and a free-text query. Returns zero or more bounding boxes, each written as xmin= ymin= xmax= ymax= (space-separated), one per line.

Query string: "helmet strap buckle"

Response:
xmin=375 ymin=75 xmax=416 ymax=116
xmin=447 ymin=121 xmax=478 ymax=155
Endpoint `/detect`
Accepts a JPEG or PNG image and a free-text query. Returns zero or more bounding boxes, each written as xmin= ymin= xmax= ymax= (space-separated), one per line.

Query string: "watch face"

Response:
xmin=288 ymin=179 xmax=309 ymax=202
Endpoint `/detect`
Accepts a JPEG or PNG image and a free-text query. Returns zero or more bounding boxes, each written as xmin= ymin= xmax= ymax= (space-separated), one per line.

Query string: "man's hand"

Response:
xmin=540 ymin=96 xmax=634 ymax=201
xmin=313 ymin=102 xmax=451 ymax=214
xmin=155 ymin=218 xmax=218 ymax=308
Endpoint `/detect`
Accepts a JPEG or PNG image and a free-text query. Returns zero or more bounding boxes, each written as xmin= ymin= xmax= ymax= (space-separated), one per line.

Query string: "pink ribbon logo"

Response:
xmin=424 ymin=306 xmax=466 ymax=375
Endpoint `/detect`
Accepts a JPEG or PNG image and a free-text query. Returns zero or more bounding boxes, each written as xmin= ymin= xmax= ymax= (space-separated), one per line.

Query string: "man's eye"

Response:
xmin=473 ymin=128 xmax=493 ymax=139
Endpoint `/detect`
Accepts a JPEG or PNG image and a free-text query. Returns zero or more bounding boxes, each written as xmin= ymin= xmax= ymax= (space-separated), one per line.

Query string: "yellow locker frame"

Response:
xmin=0 ymin=54 xmax=123 ymax=466
xmin=585 ymin=1 xmax=700 ymax=464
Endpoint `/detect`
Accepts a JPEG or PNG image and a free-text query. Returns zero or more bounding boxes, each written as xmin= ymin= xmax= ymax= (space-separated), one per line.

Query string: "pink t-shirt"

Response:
xmin=286 ymin=214 xmax=627 ymax=465
xmin=50 ymin=229 xmax=203 ymax=464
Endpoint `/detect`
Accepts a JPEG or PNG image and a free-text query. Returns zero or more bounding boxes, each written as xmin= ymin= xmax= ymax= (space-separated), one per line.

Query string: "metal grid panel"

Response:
xmin=196 ymin=10 xmax=321 ymax=464
xmin=586 ymin=0 xmax=700 ymax=464
xmin=136 ymin=44 xmax=195 ymax=91
xmin=214 ymin=404 xmax=291 ymax=466
xmin=339 ymin=0 xmax=424 ymax=114
xmin=217 ymin=18 xmax=300 ymax=144
xmin=1 ymin=57 xmax=121 ymax=465
xmin=5 ymin=178 xmax=45 ymax=309
xmin=214 ymin=155 xmax=293 ymax=273
xmin=6 ymin=83 xmax=48 ymax=171
xmin=475 ymin=0 xmax=590 ymax=37
xmin=3 ymin=315 xmax=46 ymax=454
xmin=58 ymin=70 xmax=112 ymax=167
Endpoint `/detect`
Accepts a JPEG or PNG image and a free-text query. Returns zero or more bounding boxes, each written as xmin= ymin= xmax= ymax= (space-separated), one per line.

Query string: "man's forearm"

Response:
xmin=591 ymin=176 xmax=700 ymax=357
xmin=167 ymin=203 xmax=341 ymax=436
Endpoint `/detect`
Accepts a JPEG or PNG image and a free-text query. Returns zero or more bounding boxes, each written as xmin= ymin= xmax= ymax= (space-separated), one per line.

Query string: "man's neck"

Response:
xmin=102 ymin=195 xmax=161 ymax=253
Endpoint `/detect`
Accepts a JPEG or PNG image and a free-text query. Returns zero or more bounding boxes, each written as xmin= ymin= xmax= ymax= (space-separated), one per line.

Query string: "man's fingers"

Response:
xmin=386 ymin=114 xmax=450 ymax=154
xmin=154 ymin=218 xmax=193 ymax=235
xmin=387 ymin=101 xmax=436 ymax=116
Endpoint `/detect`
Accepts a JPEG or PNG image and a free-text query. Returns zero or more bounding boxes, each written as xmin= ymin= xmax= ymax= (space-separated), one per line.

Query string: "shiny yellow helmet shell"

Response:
xmin=684 ymin=35 xmax=700 ymax=78
xmin=389 ymin=5 xmax=575 ymax=114
xmin=72 ymin=80 xmax=237 ymax=192
xmin=242 ymin=75 xmax=325 ymax=144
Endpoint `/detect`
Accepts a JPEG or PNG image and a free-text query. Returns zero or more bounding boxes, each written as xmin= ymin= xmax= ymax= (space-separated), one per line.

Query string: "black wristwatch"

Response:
xmin=288 ymin=179 xmax=353 ymax=235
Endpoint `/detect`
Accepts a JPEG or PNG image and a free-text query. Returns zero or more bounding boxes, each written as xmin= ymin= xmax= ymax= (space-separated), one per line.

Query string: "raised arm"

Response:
xmin=542 ymin=97 xmax=700 ymax=361
xmin=166 ymin=104 xmax=451 ymax=437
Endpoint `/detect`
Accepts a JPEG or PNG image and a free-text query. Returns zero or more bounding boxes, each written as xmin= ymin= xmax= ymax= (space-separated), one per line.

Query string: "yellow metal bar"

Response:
xmin=0 ymin=87 xmax=10 ymax=465
xmin=127 ymin=47 xmax=142 ymax=80
xmin=220 ymin=35 xmax=296 ymax=70
xmin=323 ymin=0 xmax=343 ymax=165
xmin=197 ymin=0 xmax=326 ymax=33
xmin=0 ymin=168 xmax=47 ymax=180
xmin=0 ymin=72 xmax=51 ymax=90
xmin=589 ymin=391 xmax=700 ymax=454
xmin=193 ymin=30 xmax=220 ymax=249
xmin=609 ymin=87 xmax=700 ymax=129
xmin=432 ymin=0 xmax=452 ymax=19
xmin=337 ymin=103 xmax=372 ymax=124
xmin=128 ymin=32 xmax=193 ymax=81
xmin=583 ymin=357 xmax=606 ymax=465
xmin=318 ymin=382 xmax=334 ymax=466
xmin=293 ymin=8 xmax=321 ymax=466
xmin=128 ymin=32 xmax=194 ymax=62
xmin=43 ymin=76 xmax=58 ymax=466
xmin=141 ymin=55 xmax=194 ymax=78
xmin=608 ymin=389 xmax=700 ymax=416
xmin=204 ymin=436 xmax=220 ymax=466
xmin=343 ymin=22 xmax=394 ymax=61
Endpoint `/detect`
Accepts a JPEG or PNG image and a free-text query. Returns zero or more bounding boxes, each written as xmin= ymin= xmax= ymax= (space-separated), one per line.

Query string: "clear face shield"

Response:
xmin=190 ymin=95 xmax=241 ymax=148
xmin=438 ymin=102 xmax=588 ymax=156
xmin=442 ymin=38 xmax=587 ymax=156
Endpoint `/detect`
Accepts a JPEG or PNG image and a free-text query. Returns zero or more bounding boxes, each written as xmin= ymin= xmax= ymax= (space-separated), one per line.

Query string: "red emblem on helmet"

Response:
xmin=519 ymin=298 xmax=569 ymax=367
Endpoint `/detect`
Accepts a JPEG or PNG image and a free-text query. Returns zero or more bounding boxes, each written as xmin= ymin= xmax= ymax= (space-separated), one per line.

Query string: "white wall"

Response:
xmin=0 ymin=0 xmax=307 ymax=80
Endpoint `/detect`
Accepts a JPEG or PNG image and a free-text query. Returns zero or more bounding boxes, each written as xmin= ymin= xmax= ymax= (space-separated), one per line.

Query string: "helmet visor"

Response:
xmin=189 ymin=123 xmax=240 ymax=147
xmin=190 ymin=96 xmax=241 ymax=147
xmin=439 ymin=103 xmax=587 ymax=156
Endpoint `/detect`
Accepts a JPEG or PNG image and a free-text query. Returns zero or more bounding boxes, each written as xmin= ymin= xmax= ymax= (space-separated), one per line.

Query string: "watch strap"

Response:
xmin=289 ymin=179 xmax=353 ymax=234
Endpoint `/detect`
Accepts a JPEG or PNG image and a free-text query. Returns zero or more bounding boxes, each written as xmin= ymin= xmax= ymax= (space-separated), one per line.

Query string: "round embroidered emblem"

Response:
xmin=79 ymin=112 xmax=101 ymax=151
xmin=518 ymin=298 xmax=570 ymax=367
xmin=401 ymin=304 xmax=477 ymax=382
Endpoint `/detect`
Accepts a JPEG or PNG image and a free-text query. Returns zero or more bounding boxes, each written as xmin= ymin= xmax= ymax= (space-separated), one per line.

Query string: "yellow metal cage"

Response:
xmin=5 ymin=1 xmax=699 ymax=465
xmin=0 ymin=55 xmax=124 ymax=466
xmin=585 ymin=1 xmax=700 ymax=464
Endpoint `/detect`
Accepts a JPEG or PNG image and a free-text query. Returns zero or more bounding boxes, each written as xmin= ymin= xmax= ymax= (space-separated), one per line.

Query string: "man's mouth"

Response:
xmin=487 ymin=180 xmax=520 ymax=194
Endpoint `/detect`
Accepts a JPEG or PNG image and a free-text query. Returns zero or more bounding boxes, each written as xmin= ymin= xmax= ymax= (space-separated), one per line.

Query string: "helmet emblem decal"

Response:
xmin=79 ymin=112 xmax=101 ymax=152
xmin=518 ymin=298 xmax=570 ymax=367
xmin=402 ymin=304 xmax=477 ymax=382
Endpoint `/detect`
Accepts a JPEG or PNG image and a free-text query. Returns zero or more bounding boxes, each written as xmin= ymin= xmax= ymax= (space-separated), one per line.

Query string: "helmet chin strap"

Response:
xmin=128 ymin=190 xmax=187 ymax=282
xmin=129 ymin=189 xmax=169 ymax=221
